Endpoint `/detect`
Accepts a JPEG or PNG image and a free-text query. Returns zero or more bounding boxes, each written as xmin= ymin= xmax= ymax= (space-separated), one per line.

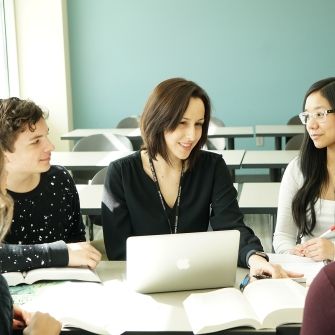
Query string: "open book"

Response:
xmin=183 ymin=278 xmax=306 ymax=334
xmin=12 ymin=280 xmax=128 ymax=335
xmin=268 ymin=253 xmax=324 ymax=284
xmin=3 ymin=266 xmax=101 ymax=286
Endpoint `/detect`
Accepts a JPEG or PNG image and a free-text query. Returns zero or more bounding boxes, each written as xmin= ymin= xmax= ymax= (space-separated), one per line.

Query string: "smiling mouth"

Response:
xmin=180 ymin=143 xmax=192 ymax=149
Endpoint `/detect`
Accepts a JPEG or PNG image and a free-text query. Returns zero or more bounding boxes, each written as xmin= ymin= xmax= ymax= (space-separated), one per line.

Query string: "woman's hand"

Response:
xmin=22 ymin=311 xmax=62 ymax=335
xmin=248 ymin=254 xmax=303 ymax=279
xmin=300 ymin=238 xmax=335 ymax=261
xmin=67 ymin=242 xmax=102 ymax=269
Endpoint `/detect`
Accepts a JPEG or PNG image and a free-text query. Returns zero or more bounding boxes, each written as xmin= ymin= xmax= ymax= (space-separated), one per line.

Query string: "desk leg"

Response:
xmin=227 ymin=138 xmax=235 ymax=150
xmin=275 ymin=137 xmax=282 ymax=150
xmin=271 ymin=212 xmax=277 ymax=253
xmin=270 ymin=168 xmax=283 ymax=182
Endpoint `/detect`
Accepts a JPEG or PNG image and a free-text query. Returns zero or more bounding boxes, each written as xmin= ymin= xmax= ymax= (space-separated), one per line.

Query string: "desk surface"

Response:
xmin=61 ymin=126 xmax=254 ymax=140
xmin=254 ymin=125 xmax=305 ymax=136
xmin=77 ymin=182 xmax=278 ymax=216
xmin=51 ymin=150 xmax=245 ymax=171
xmin=50 ymin=151 xmax=133 ymax=170
xmin=241 ymin=150 xmax=298 ymax=168
xmin=238 ymin=182 xmax=280 ymax=214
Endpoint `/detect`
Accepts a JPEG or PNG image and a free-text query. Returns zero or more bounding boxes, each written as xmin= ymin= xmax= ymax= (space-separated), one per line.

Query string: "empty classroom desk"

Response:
xmin=238 ymin=182 xmax=281 ymax=235
xmin=50 ymin=151 xmax=134 ymax=171
xmin=255 ymin=125 xmax=304 ymax=150
xmin=241 ymin=150 xmax=299 ymax=181
xmin=61 ymin=126 xmax=254 ymax=150
xmin=51 ymin=150 xmax=245 ymax=172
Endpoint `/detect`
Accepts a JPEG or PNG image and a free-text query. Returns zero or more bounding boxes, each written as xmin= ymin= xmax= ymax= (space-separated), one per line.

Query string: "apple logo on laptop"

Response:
xmin=176 ymin=258 xmax=190 ymax=270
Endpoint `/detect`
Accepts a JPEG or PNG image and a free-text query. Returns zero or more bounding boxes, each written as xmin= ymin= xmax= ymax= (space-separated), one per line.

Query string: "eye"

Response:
xmin=31 ymin=139 xmax=40 ymax=145
xmin=315 ymin=111 xmax=325 ymax=118
xmin=195 ymin=122 xmax=203 ymax=127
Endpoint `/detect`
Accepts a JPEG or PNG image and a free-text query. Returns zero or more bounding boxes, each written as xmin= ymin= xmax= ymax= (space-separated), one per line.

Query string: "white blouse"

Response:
xmin=273 ymin=156 xmax=335 ymax=254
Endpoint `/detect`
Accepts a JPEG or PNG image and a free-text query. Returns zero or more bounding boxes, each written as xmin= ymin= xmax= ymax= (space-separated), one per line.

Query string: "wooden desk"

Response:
xmin=61 ymin=126 xmax=254 ymax=150
xmin=241 ymin=150 xmax=298 ymax=181
xmin=255 ymin=125 xmax=304 ymax=150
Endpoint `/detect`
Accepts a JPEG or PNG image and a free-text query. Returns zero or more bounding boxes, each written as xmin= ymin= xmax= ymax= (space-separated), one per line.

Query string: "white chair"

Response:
xmin=116 ymin=116 xmax=142 ymax=150
xmin=71 ymin=133 xmax=133 ymax=184
xmin=285 ymin=134 xmax=304 ymax=150
xmin=207 ymin=116 xmax=225 ymax=150
xmin=87 ymin=167 xmax=108 ymax=240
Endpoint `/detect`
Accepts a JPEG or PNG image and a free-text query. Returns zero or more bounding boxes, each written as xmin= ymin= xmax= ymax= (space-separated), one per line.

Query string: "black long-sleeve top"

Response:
xmin=102 ymin=150 xmax=264 ymax=267
xmin=0 ymin=165 xmax=86 ymax=273
xmin=0 ymin=274 xmax=12 ymax=335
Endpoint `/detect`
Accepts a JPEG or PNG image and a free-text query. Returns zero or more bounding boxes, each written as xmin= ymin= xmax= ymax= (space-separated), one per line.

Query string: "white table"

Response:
xmin=78 ymin=182 xmax=248 ymax=217
xmin=238 ymin=182 xmax=281 ymax=237
xmin=50 ymin=151 xmax=133 ymax=171
xmin=51 ymin=150 xmax=245 ymax=171
xmin=61 ymin=126 xmax=254 ymax=150
xmin=21 ymin=261 xmax=299 ymax=334
xmin=255 ymin=125 xmax=305 ymax=150
xmin=241 ymin=150 xmax=299 ymax=181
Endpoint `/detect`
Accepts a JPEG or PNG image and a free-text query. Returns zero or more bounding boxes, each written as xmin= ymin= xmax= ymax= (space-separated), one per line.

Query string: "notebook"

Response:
xmin=126 ymin=230 xmax=240 ymax=293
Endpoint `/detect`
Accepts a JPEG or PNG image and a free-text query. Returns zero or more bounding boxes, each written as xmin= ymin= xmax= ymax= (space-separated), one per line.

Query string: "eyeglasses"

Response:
xmin=298 ymin=109 xmax=335 ymax=125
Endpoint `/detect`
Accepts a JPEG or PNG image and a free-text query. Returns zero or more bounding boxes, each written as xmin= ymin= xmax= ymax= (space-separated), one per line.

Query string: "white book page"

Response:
xmin=2 ymin=271 xmax=24 ymax=286
xmin=183 ymin=288 xmax=261 ymax=334
xmin=243 ymin=279 xmax=306 ymax=328
xmin=24 ymin=267 xmax=101 ymax=284
xmin=23 ymin=281 xmax=124 ymax=335
xmin=268 ymin=253 xmax=324 ymax=284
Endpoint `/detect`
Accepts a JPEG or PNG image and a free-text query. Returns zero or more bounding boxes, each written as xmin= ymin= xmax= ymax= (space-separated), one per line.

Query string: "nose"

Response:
xmin=185 ymin=125 xmax=196 ymax=140
xmin=306 ymin=117 xmax=319 ymax=130
xmin=45 ymin=137 xmax=55 ymax=152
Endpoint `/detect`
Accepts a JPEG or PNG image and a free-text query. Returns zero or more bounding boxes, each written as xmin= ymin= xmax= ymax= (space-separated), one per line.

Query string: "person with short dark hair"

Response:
xmin=0 ymin=148 xmax=62 ymax=335
xmin=0 ymin=97 xmax=101 ymax=273
xmin=102 ymin=77 xmax=300 ymax=278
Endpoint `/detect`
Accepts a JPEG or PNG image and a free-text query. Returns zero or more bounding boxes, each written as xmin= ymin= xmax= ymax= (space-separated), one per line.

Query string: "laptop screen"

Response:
xmin=126 ymin=230 xmax=240 ymax=293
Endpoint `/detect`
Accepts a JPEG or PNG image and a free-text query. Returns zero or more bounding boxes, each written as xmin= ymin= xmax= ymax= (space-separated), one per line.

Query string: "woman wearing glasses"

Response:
xmin=273 ymin=77 xmax=335 ymax=262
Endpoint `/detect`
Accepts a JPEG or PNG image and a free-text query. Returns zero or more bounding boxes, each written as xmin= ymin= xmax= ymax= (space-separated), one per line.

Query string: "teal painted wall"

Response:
xmin=67 ymin=0 xmax=335 ymax=150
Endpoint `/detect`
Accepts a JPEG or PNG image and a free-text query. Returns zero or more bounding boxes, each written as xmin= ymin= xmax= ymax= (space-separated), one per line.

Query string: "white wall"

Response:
xmin=14 ymin=0 xmax=72 ymax=151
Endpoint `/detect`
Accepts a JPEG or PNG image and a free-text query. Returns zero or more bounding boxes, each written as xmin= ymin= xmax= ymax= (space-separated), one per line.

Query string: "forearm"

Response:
xmin=0 ymin=241 xmax=68 ymax=273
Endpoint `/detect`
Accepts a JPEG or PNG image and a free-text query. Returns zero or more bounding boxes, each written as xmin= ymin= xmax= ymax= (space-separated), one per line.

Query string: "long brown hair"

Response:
xmin=0 ymin=150 xmax=13 ymax=241
xmin=292 ymin=77 xmax=335 ymax=236
xmin=140 ymin=78 xmax=211 ymax=168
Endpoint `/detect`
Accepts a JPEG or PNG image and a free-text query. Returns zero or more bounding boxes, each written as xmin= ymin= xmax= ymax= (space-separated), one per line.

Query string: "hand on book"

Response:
xmin=22 ymin=310 xmax=62 ymax=335
xmin=67 ymin=242 xmax=102 ymax=269
xmin=13 ymin=306 xmax=62 ymax=334
xmin=248 ymin=254 xmax=303 ymax=279
xmin=293 ymin=238 xmax=335 ymax=262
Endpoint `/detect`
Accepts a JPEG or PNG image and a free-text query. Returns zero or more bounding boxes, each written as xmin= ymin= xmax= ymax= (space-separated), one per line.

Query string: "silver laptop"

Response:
xmin=126 ymin=230 xmax=240 ymax=293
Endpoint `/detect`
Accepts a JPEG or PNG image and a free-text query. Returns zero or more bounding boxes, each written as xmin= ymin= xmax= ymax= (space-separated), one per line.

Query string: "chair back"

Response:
xmin=116 ymin=116 xmax=140 ymax=128
xmin=88 ymin=167 xmax=109 ymax=230
xmin=72 ymin=134 xmax=133 ymax=183
xmin=72 ymin=133 xmax=133 ymax=152
xmin=287 ymin=115 xmax=301 ymax=125
xmin=90 ymin=167 xmax=108 ymax=185
xmin=116 ymin=116 xmax=142 ymax=150
xmin=207 ymin=116 xmax=225 ymax=150
xmin=285 ymin=134 xmax=304 ymax=150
